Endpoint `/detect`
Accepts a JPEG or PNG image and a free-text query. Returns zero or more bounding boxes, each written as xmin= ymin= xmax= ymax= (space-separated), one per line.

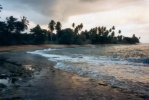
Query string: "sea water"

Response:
xmin=27 ymin=44 xmax=149 ymax=95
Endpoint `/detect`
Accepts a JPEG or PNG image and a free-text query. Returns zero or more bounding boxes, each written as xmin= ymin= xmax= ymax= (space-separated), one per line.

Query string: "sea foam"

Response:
xmin=27 ymin=47 xmax=149 ymax=95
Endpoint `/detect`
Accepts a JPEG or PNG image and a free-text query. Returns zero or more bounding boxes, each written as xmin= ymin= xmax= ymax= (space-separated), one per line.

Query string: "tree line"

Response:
xmin=0 ymin=5 xmax=140 ymax=45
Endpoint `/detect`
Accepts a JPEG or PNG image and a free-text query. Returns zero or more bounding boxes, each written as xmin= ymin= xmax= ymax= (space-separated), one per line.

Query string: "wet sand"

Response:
xmin=0 ymin=45 xmax=146 ymax=100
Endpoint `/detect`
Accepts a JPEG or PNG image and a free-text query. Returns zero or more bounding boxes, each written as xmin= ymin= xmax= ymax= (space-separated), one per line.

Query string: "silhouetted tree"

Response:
xmin=132 ymin=34 xmax=139 ymax=43
xmin=79 ymin=23 xmax=83 ymax=30
xmin=6 ymin=16 xmax=17 ymax=33
xmin=48 ymin=20 xmax=56 ymax=41
xmin=58 ymin=28 xmax=75 ymax=44
xmin=74 ymin=23 xmax=83 ymax=35
xmin=0 ymin=21 xmax=6 ymax=33
xmin=0 ymin=8 xmax=141 ymax=46
xmin=31 ymin=25 xmax=46 ymax=44
xmin=72 ymin=23 xmax=75 ymax=28
xmin=15 ymin=16 xmax=29 ymax=33
xmin=55 ymin=21 xmax=62 ymax=39
xmin=5 ymin=16 xmax=29 ymax=34
xmin=112 ymin=26 xmax=115 ymax=30
xmin=118 ymin=30 xmax=121 ymax=34
xmin=111 ymin=31 xmax=115 ymax=37
xmin=49 ymin=20 xmax=55 ymax=32
xmin=55 ymin=21 xmax=62 ymax=32
xmin=74 ymin=26 xmax=79 ymax=34
xmin=109 ymin=28 xmax=112 ymax=32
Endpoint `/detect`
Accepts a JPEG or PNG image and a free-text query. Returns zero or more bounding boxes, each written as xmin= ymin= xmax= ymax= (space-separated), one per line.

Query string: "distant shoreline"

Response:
xmin=0 ymin=43 xmax=144 ymax=52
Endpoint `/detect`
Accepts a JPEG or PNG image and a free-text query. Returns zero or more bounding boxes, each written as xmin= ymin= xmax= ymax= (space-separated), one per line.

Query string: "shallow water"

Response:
xmin=28 ymin=44 xmax=149 ymax=95
xmin=0 ymin=78 xmax=9 ymax=85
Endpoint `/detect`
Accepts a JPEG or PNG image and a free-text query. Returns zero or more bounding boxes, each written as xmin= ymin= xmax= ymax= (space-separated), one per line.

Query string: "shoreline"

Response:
xmin=0 ymin=43 xmax=147 ymax=52
xmin=0 ymin=44 xmax=83 ymax=52
xmin=0 ymin=45 xmax=147 ymax=100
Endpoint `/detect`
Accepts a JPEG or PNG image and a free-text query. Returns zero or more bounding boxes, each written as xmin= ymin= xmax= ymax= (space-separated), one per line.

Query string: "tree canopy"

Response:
xmin=0 ymin=5 xmax=140 ymax=45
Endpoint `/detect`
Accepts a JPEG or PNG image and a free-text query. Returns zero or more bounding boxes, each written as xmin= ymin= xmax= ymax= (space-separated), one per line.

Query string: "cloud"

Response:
xmin=1 ymin=0 xmax=149 ymax=27
xmin=1 ymin=0 xmax=147 ymax=21
xmin=1 ymin=0 xmax=149 ymax=42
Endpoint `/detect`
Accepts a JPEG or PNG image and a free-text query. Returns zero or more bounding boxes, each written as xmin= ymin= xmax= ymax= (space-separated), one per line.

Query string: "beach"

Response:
xmin=0 ymin=45 xmax=148 ymax=100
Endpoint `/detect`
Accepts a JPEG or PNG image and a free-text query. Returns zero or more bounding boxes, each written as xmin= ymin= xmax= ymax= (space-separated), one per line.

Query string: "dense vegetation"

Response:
xmin=0 ymin=5 xmax=140 ymax=45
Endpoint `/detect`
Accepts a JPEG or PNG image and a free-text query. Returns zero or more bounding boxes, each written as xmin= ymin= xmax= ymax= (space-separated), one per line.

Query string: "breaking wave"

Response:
xmin=27 ymin=45 xmax=149 ymax=95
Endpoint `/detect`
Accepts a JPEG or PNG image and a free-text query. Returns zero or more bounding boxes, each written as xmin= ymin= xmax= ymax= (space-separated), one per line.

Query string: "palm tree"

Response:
xmin=111 ymin=31 xmax=115 ymax=38
xmin=48 ymin=20 xmax=56 ymax=41
xmin=109 ymin=28 xmax=112 ymax=32
xmin=55 ymin=21 xmax=62 ymax=39
xmin=6 ymin=16 xmax=18 ymax=33
xmin=98 ymin=27 xmax=102 ymax=36
xmin=74 ymin=26 xmax=79 ymax=34
xmin=20 ymin=16 xmax=29 ymax=30
xmin=112 ymin=26 xmax=115 ymax=30
xmin=118 ymin=30 xmax=121 ymax=34
xmin=55 ymin=21 xmax=62 ymax=32
xmin=15 ymin=16 xmax=29 ymax=33
xmin=48 ymin=20 xmax=55 ymax=32
xmin=80 ymin=23 xmax=83 ymax=30
xmin=72 ymin=23 xmax=75 ymax=29
xmin=77 ymin=23 xmax=84 ymax=32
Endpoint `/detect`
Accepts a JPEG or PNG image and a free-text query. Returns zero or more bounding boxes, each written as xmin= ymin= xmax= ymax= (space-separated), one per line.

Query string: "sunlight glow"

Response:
xmin=64 ymin=5 xmax=149 ymax=43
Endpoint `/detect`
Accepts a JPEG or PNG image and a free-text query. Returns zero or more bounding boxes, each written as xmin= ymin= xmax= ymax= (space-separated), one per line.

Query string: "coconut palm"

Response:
xmin=48 ymin=20 xmax=56 ymax=41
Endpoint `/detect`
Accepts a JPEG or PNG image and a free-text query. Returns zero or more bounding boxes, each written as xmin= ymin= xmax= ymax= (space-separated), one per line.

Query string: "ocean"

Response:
xmin=28 ymin=44 xmax=149 ymax=95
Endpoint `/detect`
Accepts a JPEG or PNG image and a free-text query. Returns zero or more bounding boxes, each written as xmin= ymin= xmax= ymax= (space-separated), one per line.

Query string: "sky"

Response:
xmin=0 ymin=0 xmax=149 ymax=43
